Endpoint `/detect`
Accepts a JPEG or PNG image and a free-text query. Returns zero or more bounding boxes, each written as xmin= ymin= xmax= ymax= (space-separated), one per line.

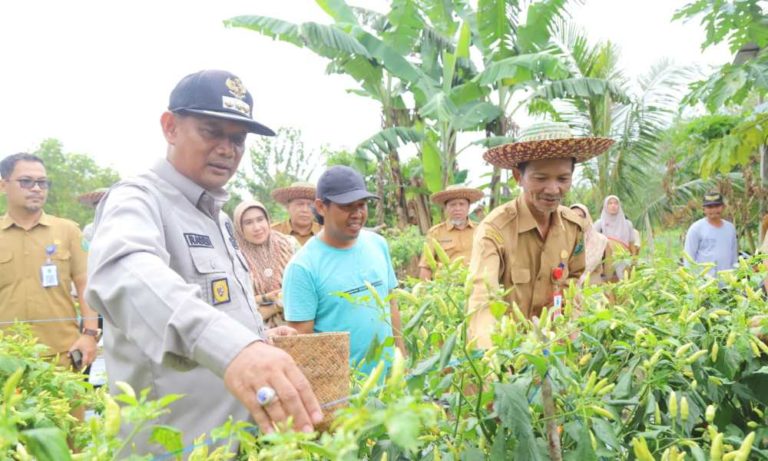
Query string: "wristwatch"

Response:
xmin=82 ymin=328 xmax=102 ymax=341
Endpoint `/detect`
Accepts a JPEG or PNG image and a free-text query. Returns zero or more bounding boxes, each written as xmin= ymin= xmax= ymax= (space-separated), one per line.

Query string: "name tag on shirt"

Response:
xmin=41 ymin=263 xmax=59 ymax=288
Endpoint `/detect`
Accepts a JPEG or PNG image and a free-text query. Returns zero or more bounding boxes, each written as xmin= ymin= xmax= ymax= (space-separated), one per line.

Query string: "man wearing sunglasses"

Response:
xmin=0 ymin=153 xmax=100 ymax=369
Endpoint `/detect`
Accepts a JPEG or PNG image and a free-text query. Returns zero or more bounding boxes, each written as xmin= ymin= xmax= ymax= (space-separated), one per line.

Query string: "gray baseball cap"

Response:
xmin=316 ymin=166 xmax=379 ymax=205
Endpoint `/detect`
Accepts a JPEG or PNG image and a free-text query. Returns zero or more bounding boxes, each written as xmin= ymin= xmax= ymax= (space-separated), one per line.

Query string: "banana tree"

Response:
xmin=226 ymin=3 xmax=429 ymax=228
xmin=465 ymin=0 xmax=573 ymax=208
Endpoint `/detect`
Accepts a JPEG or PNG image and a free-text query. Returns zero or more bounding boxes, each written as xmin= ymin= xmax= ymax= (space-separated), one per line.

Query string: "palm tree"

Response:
xmin=538 ymin=23 xmax=695 ymax=219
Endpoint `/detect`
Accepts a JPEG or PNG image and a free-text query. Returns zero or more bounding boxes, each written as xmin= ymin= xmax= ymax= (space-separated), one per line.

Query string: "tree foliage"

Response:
xmin=672 ymin=0 xmax=768 ymax=181
xmin=0 ymin=139 xmax=120 ymax=228
xmin=228 ymin=127 xmax=319 ymax=220
xmin=673 ymin=0 xmax=768 ymax=53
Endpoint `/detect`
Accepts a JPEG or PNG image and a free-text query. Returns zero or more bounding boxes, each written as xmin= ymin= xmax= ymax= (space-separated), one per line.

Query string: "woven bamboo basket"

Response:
xmin=272 ymin=331 xmax=350 ymax=430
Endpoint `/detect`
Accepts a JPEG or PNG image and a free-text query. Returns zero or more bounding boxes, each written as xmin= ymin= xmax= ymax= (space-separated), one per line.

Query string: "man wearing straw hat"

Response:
xmin=271 ymin=182 xmax=322 ymax=246
xmin=419 ymin=185 xmax=483 ymax=280
xmin=85 ymin=70 xmax=322 ymax=454
xmin=78 ymin=187 xmax=108 ymax=250
xmin=467 ymin=121 xmax=614 ymax=348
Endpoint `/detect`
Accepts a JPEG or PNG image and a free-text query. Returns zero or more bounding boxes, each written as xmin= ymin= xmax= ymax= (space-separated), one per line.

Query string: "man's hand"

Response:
xmin=267 ymin=325 xmax=298 ymax=341
xmin=224 ymin=341 xmax=322 ymax=434
xmin=68 ymin=335 xmax=98 ymax=368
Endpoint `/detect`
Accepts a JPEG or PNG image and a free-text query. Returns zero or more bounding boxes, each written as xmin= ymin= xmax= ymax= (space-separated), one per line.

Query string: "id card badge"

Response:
xmin=41 ymin=243 xmax=59 ymax=288
xmin=41 ymin=263 xmax=59 ymax=287
xmin=552 ymin=289 xmax=563 ymax=319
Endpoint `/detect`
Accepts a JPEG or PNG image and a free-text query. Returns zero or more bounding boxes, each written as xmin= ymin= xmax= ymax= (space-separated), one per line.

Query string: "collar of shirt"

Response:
xmin=290 ymin=220 xmax=320 ymax=236
xmin=0 ymin=211 xmax=52 ymax=230
xmin=515 ymin=195 xmax=563 ymax=235
xmin=446 ymin=219 xmax=475 ymax=231
xmin=151 ymin=159 xmax=228 ymax=219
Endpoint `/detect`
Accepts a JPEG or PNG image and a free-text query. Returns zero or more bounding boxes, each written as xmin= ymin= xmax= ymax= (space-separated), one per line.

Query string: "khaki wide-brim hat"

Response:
xmin=271 ymin=182 xmax=317 ymax=206
xmin=483 ymin=121 xmax=614 ymax=169
xmin=431 ymin=185 xmax=484 ymax=206
xmin=78 ymin=188 xmax=108 ymax=208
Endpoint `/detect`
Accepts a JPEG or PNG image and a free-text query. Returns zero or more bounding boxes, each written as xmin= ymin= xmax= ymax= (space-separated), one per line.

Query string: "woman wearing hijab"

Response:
xmin=233 ymin=199 xmax=300 ymax=328
xmin=570 ymin=204 xmax=615 ymax=285
xmin=594 ymin=195 xmax=638 ymax=278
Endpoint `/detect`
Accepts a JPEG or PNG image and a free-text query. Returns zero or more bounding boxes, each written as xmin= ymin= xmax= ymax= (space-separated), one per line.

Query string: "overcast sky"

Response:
xmin=0 ymin=0 xmax=731 ymax=184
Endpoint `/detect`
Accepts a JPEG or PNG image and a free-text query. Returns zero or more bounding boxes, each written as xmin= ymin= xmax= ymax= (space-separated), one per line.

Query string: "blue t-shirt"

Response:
xmin=684 ymin=218 xmax=738 ymax=277
xmin=282 ymin=230 xmax=397 ymax=375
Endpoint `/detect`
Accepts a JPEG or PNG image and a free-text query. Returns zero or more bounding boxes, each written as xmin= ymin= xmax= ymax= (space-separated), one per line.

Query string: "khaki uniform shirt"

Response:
xmin=0 ymin=212 xmax=86 ymax=354
xmin=418 ymin=220 xmax=476 ymax=268
xmin=467 ymin=196 xmax=585 ymax=348
xmin=271 ymin=220 xmax=321 ymax=246
xmin=85 ymin=159 xmax=266 ymax=452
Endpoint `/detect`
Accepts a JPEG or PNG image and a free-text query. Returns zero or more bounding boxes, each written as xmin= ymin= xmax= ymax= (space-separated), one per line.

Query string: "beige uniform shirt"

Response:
xmin=0 ymin=212 xmax=86 ymax=354
xmin=467 ymin=196 xmax=585 ymax=348
xmin=419 ymin=220 xmax=476 ymax=268
xmin=85 ymin=159 xmax=266 ymax=452
xmin=271 ymin=220 xmax=321 ymax=246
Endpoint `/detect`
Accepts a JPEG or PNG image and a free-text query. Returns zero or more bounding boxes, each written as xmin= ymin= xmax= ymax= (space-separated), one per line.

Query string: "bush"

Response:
xmin=5 ymin=256 xmax=768 ymax=459
xmin=384 ymin=225 xmax=425 ymax=279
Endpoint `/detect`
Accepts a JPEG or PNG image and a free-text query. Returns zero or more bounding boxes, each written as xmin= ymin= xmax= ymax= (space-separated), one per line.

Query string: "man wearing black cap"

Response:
xmin=85 ymin=70 xmax=322 ymax=454
xmin=282 ymin=165 xmax=405 ymax=375
xmin=683 ymin=190 xmax=738 ymax=278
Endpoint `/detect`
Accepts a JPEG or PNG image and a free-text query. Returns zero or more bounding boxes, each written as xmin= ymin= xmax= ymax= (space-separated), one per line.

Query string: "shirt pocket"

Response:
xmin=437 ymin=238 xmax=456 ymax=251
xmin=51 ymin=250 xmax=72 ymax=285
xmin=510 ymin=268 xmax=531 ymax=285
xmin=0 ymin=250 xmax=13 ymax=287
xmin=431 ymin=238 xmax=456 ymax=263
xmin=189 ymin=248 xmax=234 ymax=310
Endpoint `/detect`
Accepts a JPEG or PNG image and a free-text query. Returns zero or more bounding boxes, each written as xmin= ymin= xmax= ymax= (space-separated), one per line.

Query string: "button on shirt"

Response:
xmin=419 ymin=220 xmax=476 ymax=268
xmin=467 ymin=196 xmax=585 ymax=348
xmin=85 ymin=159 xmax=266 ymax=452
xmin=0 ymin=212 xmax=86 ymax=354
xmin=271 ymin=220 xmax=321 ymax=246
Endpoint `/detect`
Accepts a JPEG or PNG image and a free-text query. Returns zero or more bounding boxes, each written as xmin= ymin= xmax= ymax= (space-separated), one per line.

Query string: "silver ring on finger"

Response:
xmin=256 ymin=386 xmax=279 ymax=407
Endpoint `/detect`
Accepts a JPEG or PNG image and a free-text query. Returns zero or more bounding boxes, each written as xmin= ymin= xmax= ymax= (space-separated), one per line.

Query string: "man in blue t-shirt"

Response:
xmin=684 ymin=191 xmax=738 ymax=278
xmin=282 ymin=165 xmax=405 ymax=375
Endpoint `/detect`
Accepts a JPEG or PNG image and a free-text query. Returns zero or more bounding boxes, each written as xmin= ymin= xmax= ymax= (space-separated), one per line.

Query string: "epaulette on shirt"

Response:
xmin=560 ymin=206 xmax=586 ymax=230
xmin=481 ymin=201 xmax=518 ymax=245
xmin=427 ymin=222 xmax=446 ymax=234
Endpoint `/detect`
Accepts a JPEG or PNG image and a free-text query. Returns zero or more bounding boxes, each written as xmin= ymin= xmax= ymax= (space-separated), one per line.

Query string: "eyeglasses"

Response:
xmin=13 ymin=179 xmax=52 ymax=190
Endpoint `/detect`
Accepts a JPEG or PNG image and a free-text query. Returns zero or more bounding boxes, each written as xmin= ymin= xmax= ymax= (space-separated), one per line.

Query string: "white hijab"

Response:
xmin=598 ymin=195 xmax=633 ymax=245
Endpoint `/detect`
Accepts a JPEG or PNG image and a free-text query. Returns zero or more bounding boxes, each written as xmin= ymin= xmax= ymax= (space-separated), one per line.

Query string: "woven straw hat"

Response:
xmin=78 ymin=188 xmax=108 ymax=208
xmin=483 ymin=121 xmax=614 ymax=169
xmin=431 ymin=185 xmax=484 ymax=206
xmin=271 ymin=181 xmax=317 ymax=206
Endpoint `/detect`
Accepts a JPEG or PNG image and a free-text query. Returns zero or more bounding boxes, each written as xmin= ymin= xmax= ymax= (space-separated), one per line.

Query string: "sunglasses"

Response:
xmin=13 ymin=178 xmax=52 ymax=190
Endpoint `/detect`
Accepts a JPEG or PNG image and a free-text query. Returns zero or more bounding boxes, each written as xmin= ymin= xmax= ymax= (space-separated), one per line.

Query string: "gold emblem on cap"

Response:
xmin=225 ymin=77 xmax=247 ymax=100
xmin=560 ymin=250 xmax=568 ymax=260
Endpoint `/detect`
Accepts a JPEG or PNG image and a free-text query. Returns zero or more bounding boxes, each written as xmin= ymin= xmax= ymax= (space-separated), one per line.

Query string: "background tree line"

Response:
xmin=2 ymin=1 xmax=764 ymax=253
xmin=224 ymin=0 xmax=766 ymax=250
xmin=0 ymin=139 xmax=120 ymax=228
